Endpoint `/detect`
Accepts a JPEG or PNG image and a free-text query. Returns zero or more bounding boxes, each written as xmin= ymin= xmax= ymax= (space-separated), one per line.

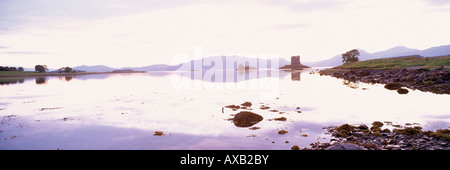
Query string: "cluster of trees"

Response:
xmin=1 ymin=65 xmax=74 ymax=73
xmin=0 ymin=66 xmax=24 ymax=71
xmin=58 ymin=67 xmax=73 ymax=73
xmin=34 ymin=65 xmax=73 ymax=73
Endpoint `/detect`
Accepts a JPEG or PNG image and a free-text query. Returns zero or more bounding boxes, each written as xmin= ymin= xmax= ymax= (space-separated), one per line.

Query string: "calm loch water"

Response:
xmin=0 ymin=68 xmax=449 ymax=149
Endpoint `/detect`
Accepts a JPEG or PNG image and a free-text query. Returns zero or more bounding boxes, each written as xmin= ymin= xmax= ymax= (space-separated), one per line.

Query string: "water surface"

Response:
xmin=0 ymin=69 xmax=448 ymax=149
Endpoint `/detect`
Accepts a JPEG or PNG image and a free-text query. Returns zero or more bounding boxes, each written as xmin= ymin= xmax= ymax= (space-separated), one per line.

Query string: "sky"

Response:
xmin=0 ymin=0 xmax=449 ymax=68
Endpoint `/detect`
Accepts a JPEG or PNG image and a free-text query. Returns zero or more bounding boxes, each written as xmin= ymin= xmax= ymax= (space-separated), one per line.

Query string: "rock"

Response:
xmin=358 ymin=124 xmax=369 ymax=130
xmin=384 ymin=144 xmax=402 ymax=150
xmin=307 ymin=122 xmax=450 ymax=150
xmin=273 ymin=117 xmax=287 ymax=121
xmin=277 ymin=130 xmax=288 ymax=135
xmin=225 ymin=105 xmax=241 ymax=110
xmin=153 ymin=131 xmax=165 ymax=136
xmin=259 ymin=105 xmax=270 ymax=110
xmin=326 ymin=143 xmax=366 ymax=150
xmin=232 ymin=111 xmax=263 ymax=128
xmin=384 ymin=82 xmax=403 ymax=90
xmin=397 ymin=88 xmax=409 ymax=94
xmin=241 ymin=102 xmax=252 ymax=107
xmin=319 ymin=143 xmax=331 ymax=148
xmin=353 ymin=132 xmax=364 ymax=137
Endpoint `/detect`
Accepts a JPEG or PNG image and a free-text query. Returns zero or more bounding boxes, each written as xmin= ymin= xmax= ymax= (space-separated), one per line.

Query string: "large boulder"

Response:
xmin=233 ymin=111 xmax=263 ymax=128
xmin=384 ymin=82 xmax=403 ymax=90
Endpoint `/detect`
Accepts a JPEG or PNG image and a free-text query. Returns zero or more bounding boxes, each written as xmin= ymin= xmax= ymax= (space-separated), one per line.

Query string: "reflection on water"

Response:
xmin=64 ymin=76 xmax=73 ymax=81
xmin=343 ymin=80 xmax=359 ymax=89
xmin=35 ymin=77 xmax=47 ymax=85
xmin=173 ymin=69 xmax=289 ymax=83
xmin=0 ymin=70 xmax=297 ymax=85
xmin=0 ymin=69 xmax=448 ymax=150
xmin=291 ymin=72 xmax=301 ymax=81
xmin=0 ymin=78 xmax=25 ymax=85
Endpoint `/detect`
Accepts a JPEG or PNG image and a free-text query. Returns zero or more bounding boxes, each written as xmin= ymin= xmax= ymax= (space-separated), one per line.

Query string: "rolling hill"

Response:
xmin=73 ymin=56 xmax=290 ymax=72
xmin=303 ymin=44 xmax=450 ymax=67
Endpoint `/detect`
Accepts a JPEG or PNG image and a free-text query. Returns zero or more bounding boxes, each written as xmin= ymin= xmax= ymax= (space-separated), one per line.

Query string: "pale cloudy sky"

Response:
xmin=0 ymin=0 xmax=449 ymax=68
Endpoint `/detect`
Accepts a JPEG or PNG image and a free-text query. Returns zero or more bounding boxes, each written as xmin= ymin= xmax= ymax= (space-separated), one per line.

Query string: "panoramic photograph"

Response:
xmin=1 ymin=0 xmax=449 ymax=157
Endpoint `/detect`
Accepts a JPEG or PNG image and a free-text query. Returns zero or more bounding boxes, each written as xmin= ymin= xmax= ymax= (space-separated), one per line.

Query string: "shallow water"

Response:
xmin=0 ymin=68 xmax=449 ymax=150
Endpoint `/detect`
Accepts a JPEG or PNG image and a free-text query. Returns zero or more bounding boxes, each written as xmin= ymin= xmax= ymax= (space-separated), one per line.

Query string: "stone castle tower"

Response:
xmin=291 ymin=56 xmax=301 ymax=65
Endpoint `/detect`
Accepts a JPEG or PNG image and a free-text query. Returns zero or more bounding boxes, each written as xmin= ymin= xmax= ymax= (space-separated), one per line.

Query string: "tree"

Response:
xmin=342 ymin=49 xmax=360 ymax=63
xmin=64 ymin=67 xmax=72 ymax=73
xmin=35 ymin=65 xmax=48 ymax=73
xmin=18 ymin=67 xmax=24 ymax=72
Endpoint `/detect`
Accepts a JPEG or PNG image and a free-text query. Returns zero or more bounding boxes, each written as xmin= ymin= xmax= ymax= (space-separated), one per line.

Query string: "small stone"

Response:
xmin=319 ymin=143 xmax=331 ymax=148
xmin=241 ymin=102 xmax=252 ymax=107
xmin=358 ymin=124 xmax=369 ymax=130
xmin=278 ymin=130 xmax=288 ymax=135
xmin=353 ymin=132 xmax=364 ymax=137
xmin=384 ymin=145 xmax=402 ymax=150
xmin=274 ymin=117 xmax=287 ymax=121
xmin=416 ymin=139 xmax=426 ymax=143
xmin=153 ymin=131 xmax=165 ymax=136
xmin=397 ymin=88 xmax=409 ymax=94
xmin=291 ymin=145 xmax=300 ymax=150
xmin=326 ymin=143 xmax=366 ymax=150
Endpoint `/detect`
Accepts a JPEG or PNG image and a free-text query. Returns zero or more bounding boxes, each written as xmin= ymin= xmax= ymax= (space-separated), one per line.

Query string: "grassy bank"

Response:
xmin=335 ymin=55 xmax=450 ymax=70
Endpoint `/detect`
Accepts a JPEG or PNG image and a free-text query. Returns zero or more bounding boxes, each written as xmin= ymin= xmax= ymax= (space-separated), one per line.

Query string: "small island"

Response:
xmin=279 ymin=56 xmax=310 ymax=70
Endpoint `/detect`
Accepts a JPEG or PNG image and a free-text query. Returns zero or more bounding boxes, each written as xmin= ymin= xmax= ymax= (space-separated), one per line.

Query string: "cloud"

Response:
xmin=274 ymin=23 xmax=309 ymax=30
xmin=1 ymin=0 xmax=449 ymax=67
xmin=1 ymin=51 xmax=54 ymax=55
xmin=422 ymin=0 xmax=450 ymax=11
xmin=264 ymin=0 xmax=345 ymax=13
xmin=0 ymin=0 xmax=206 ymax=33
xmin=423 ymin=0 xmax=450 ymax=5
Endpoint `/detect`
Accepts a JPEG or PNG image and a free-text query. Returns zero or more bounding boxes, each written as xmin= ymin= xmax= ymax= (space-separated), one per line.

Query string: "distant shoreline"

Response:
xmin=0 ymin=71 xmax=146 ymax=78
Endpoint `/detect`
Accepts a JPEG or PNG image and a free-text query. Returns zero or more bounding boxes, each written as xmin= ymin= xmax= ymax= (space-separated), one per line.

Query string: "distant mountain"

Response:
xmin=304 ymin=44 xmax=450 ymax=67
xmin=73 ymin=65 xmax=117 ymax=72
xmin=174 ymin=55 xmax=290 ymax=71
xmin=401 ymin=44 xmax=450 ymax=57
xmin=121 ymin=64 xmax=180 ymax=71
xmin=73 ymin=56 xmax=291 ymax=72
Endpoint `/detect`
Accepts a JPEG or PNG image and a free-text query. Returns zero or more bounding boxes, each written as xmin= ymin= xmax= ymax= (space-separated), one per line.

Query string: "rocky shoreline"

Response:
xmin=318 ymin=67 xmax=450 ymax=94
xmin=293 ymin=122 xmax=450 ymax=150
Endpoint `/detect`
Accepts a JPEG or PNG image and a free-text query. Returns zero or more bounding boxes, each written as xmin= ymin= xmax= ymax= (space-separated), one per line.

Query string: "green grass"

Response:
xmin=335 ymin=55 xmax=450 ymax=70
